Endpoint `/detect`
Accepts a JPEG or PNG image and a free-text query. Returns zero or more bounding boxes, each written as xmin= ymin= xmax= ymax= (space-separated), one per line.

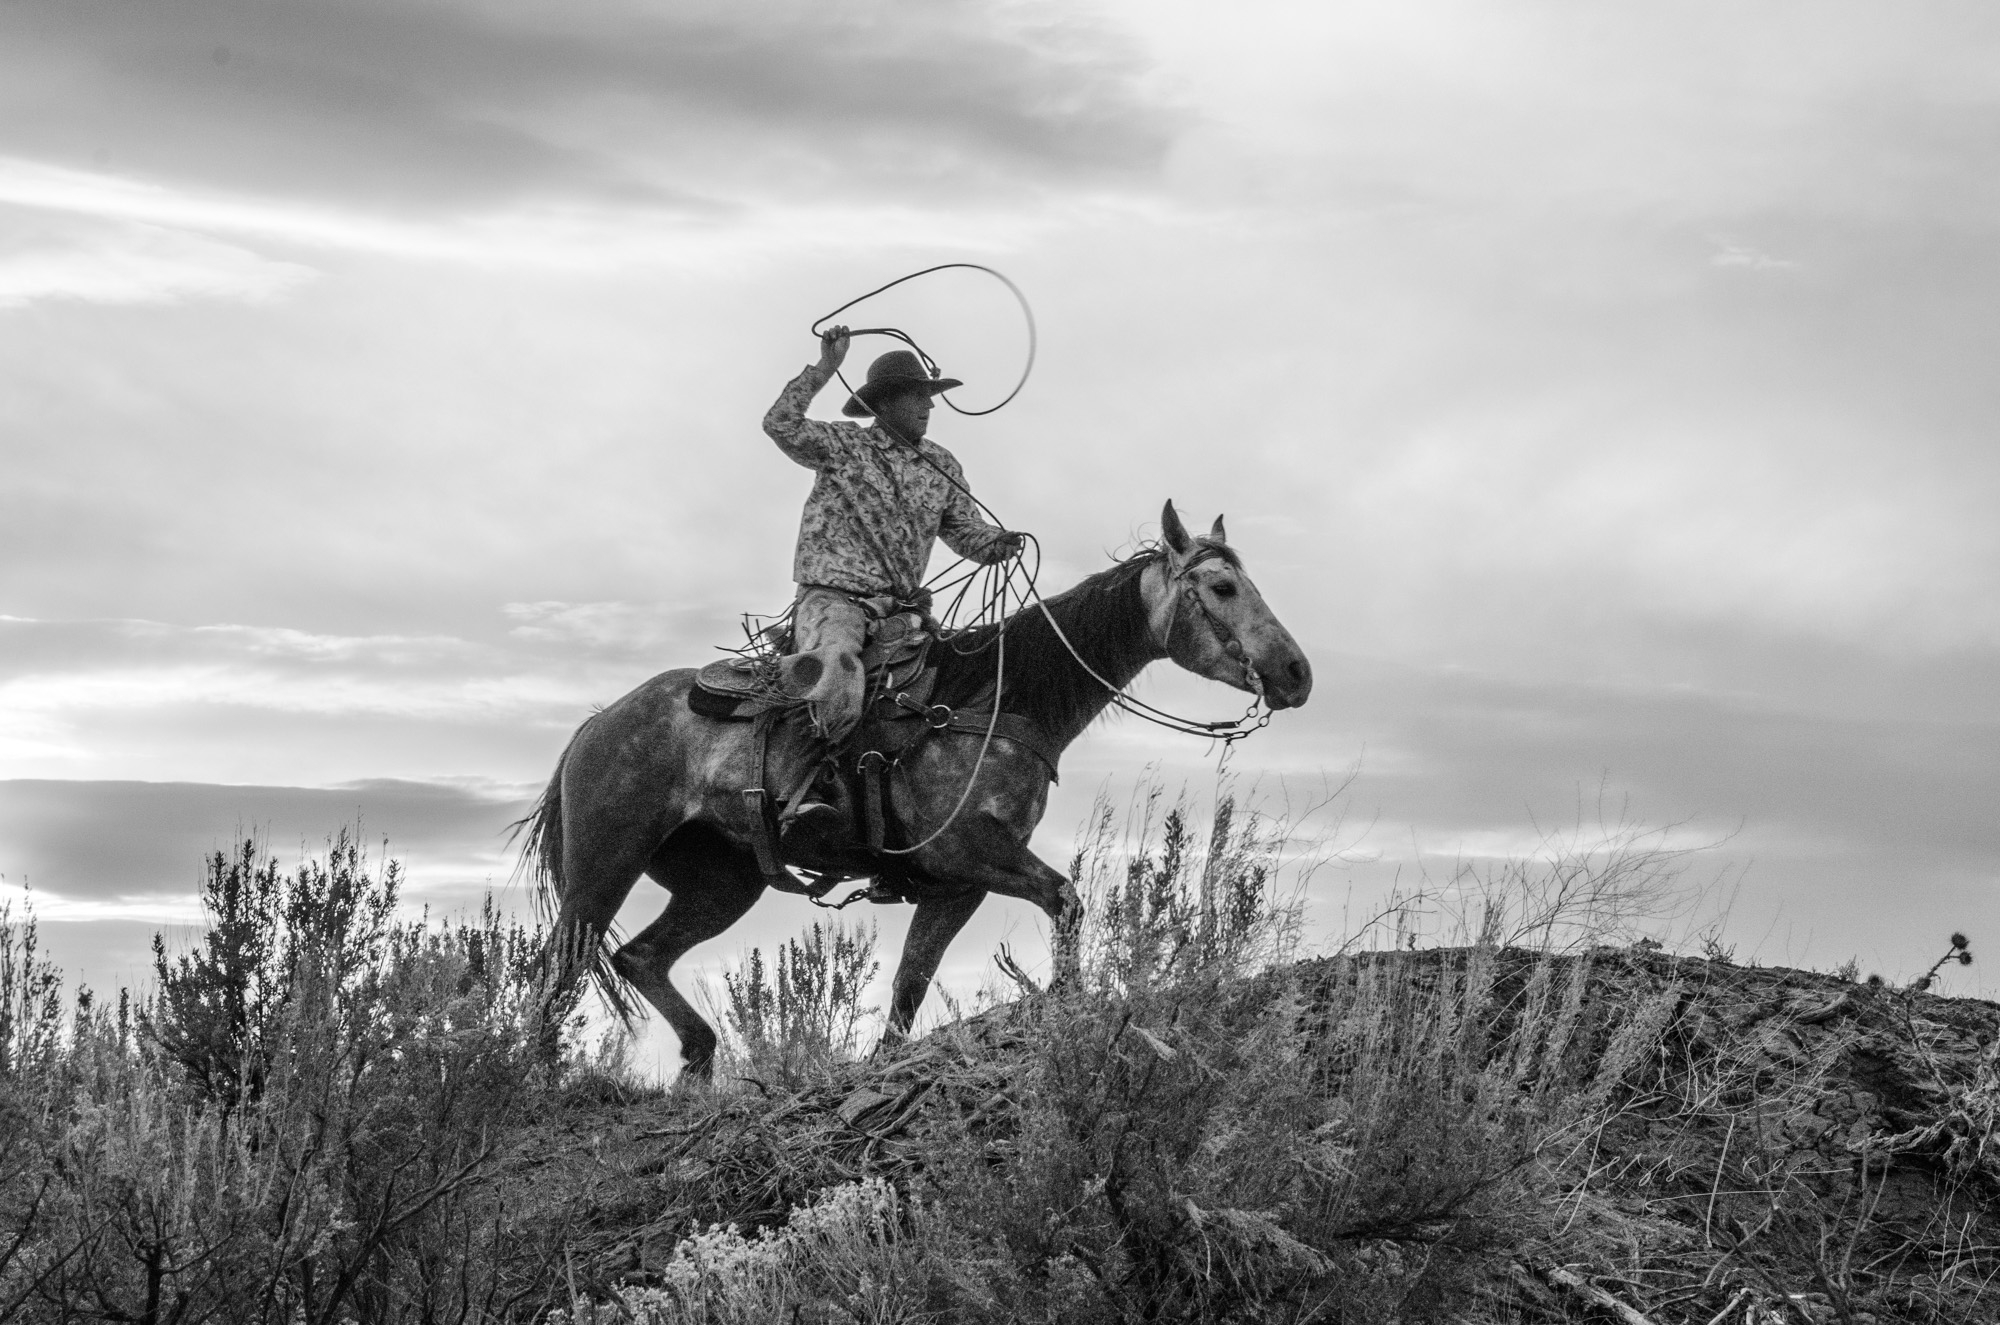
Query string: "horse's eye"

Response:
xmin=1211 ymin=581 xmax=1238 ymax=599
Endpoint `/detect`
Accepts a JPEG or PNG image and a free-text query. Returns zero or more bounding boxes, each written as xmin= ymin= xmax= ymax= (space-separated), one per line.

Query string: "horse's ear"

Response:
xmin=1209 ymin=514 xmax=1227 ymax=543
xmin=1160 ymin=500 xmax=1193 ymax=555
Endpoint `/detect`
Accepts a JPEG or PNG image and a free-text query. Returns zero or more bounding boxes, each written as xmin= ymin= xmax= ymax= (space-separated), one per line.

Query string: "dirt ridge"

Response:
xmin=525 ymin=948 xmax=2000 ymax=1322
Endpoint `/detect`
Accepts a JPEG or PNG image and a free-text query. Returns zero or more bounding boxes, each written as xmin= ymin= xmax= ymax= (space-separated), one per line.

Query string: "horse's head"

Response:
xmin=1146 ymin=499 xmax=1313 ymax=710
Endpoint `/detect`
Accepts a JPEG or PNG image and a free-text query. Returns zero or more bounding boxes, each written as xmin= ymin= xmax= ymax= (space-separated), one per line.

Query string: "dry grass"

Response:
xmin=6 ymin=792 xmax=1999 ymax=1323
xmin=0 ymin=832 xmax=626 ymax=1324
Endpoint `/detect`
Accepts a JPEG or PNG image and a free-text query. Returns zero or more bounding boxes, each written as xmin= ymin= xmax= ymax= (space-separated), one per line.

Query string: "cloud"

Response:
xmin=0 ymin=613 xmax=577 ymax=699
xmin=1131 ymin=0 xmax=2000 ymax=233
xmin=0 ymin=776 xmax=534 ymax=913
xmin=1115 ymin=642 xmax=2000 ymax=982
xmin=0 ymin=0 xmax=1176 ymax=230
xmin=0 ymin=614 xmax=621 ymax=779
xmin=0 ymin=615 xmax=486 ymax=685
xmin=1709 ymin=238 xmax=1798 ymax=271
xmin=0 ymin=204 xmax=315 ymax=309
xmin=1354 ymin=667 xmax=2000 ymax=870
xmin=0 ymin=156 xmax=471 ymax=259
xmin=1236 ymin=644 xmax=2000 ymax=970
xmin=5 ymin=0 xmax=2000 ymax=1009
xmin=502 ymin=600 xmax=711 ymax=654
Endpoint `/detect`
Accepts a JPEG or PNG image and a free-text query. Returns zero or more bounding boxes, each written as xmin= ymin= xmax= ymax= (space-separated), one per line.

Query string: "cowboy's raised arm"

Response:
xmin=935 ymin=453 xmax=1022 ymax=565
xmin=760 ymin=327 xmax=854 ymax=469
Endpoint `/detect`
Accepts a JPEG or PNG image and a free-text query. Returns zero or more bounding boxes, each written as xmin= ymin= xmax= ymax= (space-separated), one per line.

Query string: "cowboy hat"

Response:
xmin=841 ymin=349 xmax=962 ymax=417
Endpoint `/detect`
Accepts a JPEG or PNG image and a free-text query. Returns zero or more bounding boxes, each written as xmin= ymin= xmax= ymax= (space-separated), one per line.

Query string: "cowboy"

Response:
xmin=762 ymin=326 xmax=1024 ymax=744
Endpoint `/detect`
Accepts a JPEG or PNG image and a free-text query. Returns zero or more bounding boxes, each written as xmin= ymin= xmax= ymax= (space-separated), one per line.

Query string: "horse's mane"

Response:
xmin=929 ymin=546 xmax=1188 ymax=736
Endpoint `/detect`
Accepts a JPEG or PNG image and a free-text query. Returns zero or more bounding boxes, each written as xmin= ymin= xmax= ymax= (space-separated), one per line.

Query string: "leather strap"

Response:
xmin=740 ymin=711 xmax=787 ymax=880
xmin=941 ymin=710 xmax=1062 ymax=783
xmin=879 ymin=691 xmax=1061 ymax=783
xmin=858 ymin=750 xmax=890 ymax=850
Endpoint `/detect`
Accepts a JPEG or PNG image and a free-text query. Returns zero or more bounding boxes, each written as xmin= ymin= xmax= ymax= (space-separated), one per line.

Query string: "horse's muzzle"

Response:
xmin=1263 ymin=653 xmax=1313 ymax=709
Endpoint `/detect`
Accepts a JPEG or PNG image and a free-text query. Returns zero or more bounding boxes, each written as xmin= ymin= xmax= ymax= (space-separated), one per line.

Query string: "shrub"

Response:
xmin=13 ymin=794 xmax=1994 ymax=1323
xmin=1 ymin=900 xmax=71 ymax=1313
xmin=784 ymin=785 xmax=1635 ymax=1323
xmin=0 ymin=900 xmax=65 ymax=1089
xmin=0 ymin=834 xmax=589 ymax=1324
xmin=715 ymin=919 xmax=880 ymax=1086
xmin=1067 ymin=782 xmax=1309 ymax=992
xmin=910 ymin=945 xmax=1636 ymax=1323
xmin=551 ymin=1178 xmax=942 ymax=1325
xmin=144 ymin=832 xmax=398 ymax=1109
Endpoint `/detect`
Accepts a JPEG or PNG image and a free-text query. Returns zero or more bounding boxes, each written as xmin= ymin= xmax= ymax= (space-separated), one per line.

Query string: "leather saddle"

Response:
xmin=689 ymin=607 xmax=937 ymax=721
xmin=684 ymin=613 xmax=1060 ymax=898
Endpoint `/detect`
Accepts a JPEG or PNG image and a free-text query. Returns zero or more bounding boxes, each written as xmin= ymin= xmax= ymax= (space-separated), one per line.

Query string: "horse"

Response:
xmin=516 ymin=500 xmax=1312 ymax=1077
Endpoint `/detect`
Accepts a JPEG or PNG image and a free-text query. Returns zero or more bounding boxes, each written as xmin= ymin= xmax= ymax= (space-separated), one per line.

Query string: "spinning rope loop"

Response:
xmin=810 ymin=262 xmax=1036 ymax=417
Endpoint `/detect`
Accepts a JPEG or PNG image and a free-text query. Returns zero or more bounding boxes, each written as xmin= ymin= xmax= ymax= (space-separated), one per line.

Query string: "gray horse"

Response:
xmin=517 ymin=501 xmax=1311 ymax=1076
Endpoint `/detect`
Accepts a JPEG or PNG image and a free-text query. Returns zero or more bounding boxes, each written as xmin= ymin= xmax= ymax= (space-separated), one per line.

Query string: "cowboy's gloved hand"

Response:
xmin=817 ymin=325 xmax=851 ymax=374
xmin=994 ymin=530 xmax=1027 ymax=560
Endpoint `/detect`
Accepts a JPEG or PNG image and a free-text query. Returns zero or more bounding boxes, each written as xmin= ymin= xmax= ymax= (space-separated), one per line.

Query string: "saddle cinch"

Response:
xmin=686 ymin=609 xmax=1060 ymax=896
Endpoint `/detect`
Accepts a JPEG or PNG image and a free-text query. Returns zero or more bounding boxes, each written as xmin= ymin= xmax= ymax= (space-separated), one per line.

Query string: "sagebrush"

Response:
xmin=6 ymin=788 xmax=1997 ymax=1324
xmin=0 ymin=830 xmax=614 ymax=1323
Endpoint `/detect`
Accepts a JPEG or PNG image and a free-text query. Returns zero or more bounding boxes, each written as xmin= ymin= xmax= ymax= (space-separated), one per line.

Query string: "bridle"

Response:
xmin=1165 ymin=545 xmax=1261 ymax=684
xmin=1155 ymin=543 xmax=1275 ymax=740
xmin=1013 ymin=539 xmax=1274 ymax=746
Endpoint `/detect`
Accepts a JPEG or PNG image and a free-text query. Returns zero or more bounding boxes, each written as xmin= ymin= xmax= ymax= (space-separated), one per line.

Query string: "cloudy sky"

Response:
xmin=5 ymin=1 xmax=1998 ymax=1065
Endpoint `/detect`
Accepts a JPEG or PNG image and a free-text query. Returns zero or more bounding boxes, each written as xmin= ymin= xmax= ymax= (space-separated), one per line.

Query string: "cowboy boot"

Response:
xmin=792 ymin=644 xmax=865 ymax=743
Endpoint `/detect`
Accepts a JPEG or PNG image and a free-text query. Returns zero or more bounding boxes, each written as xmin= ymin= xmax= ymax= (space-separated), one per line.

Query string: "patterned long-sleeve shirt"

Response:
xmin=761 ymin=362 xmax=1012 ymax=596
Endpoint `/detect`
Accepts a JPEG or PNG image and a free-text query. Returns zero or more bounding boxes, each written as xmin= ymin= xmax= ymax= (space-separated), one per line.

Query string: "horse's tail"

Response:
xmin=510 ymin=716 xmax=637 ymax=1025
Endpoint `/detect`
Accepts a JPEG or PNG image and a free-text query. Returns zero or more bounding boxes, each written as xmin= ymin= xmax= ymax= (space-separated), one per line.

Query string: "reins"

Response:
xmin=1022 ymin=541 xmax=1274 ymax=745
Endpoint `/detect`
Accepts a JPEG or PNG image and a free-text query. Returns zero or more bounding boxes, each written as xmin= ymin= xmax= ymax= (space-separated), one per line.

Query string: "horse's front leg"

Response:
xmin=909 ymin=811 xmax=1083 ymax=990
xmin=883 ymin=890 xmax=984 ymax=1043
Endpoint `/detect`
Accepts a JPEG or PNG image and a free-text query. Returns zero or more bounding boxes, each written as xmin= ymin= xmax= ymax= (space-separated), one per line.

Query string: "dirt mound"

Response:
xmin=521 ymin=948 xmax=2000 ymax=1323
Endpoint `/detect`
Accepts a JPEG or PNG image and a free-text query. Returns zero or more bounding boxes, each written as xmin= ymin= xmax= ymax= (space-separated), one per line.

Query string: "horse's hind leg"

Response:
xmin=549 ymin=835 xmax=653 ymax=1008
xmin=613 ymin=826 xmax=768 ymax=1079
